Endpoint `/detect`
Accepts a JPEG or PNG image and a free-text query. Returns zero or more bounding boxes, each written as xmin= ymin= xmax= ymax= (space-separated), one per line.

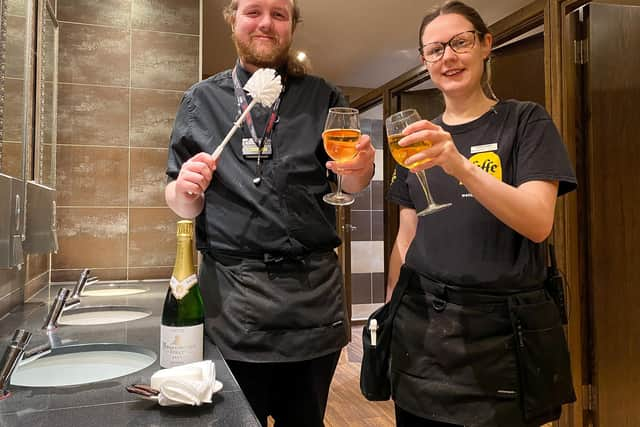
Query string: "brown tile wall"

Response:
xmin=51 ymin=0 xmax=200 ymax=282
xmin=25 ymin=254 xmax=50 ymax=301
xmin=0 ymin=268 xmax=25 ymax=318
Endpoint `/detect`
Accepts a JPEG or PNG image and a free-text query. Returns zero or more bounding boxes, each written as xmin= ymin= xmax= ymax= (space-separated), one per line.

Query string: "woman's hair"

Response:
xmin=418 ymin=1 xmax=497 ymax=100
xmin=223 ymin=0 xmax=302 ymax=31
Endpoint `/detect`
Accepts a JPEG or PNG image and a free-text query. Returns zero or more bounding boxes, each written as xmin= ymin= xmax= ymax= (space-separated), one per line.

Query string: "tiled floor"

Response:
xmin=352 ymin=303 xmax=383 ymax=323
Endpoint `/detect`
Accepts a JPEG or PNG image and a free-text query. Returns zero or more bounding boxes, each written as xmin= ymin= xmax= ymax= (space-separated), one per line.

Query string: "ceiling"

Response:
xmin=203 ymin=0 xmax=535 ymax=89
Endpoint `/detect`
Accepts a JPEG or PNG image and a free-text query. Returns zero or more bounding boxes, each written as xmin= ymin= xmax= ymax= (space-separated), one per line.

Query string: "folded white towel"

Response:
xmin=150 ymin=360 xmax=216 ymax=406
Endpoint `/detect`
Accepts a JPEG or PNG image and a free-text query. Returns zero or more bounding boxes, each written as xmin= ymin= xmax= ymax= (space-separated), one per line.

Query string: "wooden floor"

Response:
xmin=324 ymin=327 xmax=395 ymax=427
xmin=267 ymin=326 xmax=395 ymax=427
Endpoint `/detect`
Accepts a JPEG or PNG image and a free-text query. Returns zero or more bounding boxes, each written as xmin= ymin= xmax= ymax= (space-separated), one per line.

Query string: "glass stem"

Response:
xmin=415 ymin=170 xmax=435 ymax=207
xmin=336 ymin=174 xmax=344 ymax=197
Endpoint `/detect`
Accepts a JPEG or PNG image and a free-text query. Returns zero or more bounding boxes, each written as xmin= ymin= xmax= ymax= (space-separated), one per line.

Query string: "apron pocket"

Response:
xmin=392 ymin=291 xmax=519 ymax=400
xmin=510 ymin=298 xmax=576 ymax=424
xmin=240 ymin=251 xmax=345 ymax=332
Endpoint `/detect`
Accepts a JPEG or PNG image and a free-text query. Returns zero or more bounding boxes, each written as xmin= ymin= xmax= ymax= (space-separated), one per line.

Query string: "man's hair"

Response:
xmin=223 ymin=0 xmax=302 ymax=31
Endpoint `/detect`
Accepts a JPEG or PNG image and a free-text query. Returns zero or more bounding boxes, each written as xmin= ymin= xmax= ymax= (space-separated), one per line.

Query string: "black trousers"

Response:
xmin=396 ymin=405 xmax=464 ymax=427
xmin=226 ymin=351 xmax=341 ymax=427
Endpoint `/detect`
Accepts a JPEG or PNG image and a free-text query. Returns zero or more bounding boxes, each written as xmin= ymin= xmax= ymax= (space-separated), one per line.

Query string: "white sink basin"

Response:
xmin=10 ymin=343 xmax=156 ymax=387
xmin=59 ymin=305 xmax=151 ymax=326
xmin=81 ymin=284 xmax=148 ymax=297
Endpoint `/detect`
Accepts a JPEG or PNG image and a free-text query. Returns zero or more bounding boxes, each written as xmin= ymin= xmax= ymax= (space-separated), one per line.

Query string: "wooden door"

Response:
xmin=574 ymin=3 xmax=640 ymax=426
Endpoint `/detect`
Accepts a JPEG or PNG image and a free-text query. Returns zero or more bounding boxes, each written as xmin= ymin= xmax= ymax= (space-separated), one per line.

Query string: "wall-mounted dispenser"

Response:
xmin=22 ymin=180 xmax=57 ymax=254
xmin=0 ymin=173 xmax=25 ymax=269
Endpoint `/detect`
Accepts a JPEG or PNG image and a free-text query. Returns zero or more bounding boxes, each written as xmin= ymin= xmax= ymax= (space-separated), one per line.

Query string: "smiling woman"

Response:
xmin=384 ymin=2 xmax=577 ymax=426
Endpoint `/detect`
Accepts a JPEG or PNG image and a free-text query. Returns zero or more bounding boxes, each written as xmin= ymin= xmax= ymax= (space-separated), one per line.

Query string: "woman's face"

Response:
xmin=420 ymin=13 xmax=492 ymax=98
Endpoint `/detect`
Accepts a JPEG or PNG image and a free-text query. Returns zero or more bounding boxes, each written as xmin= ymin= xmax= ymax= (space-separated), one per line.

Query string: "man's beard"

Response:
xmin=233 ymin=33 xmax=291 ymax=69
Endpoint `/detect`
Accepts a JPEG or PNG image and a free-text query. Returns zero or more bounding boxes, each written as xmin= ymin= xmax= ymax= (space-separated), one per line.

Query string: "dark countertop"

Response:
xmin=0 ymin=281 xmax=261 ymax=427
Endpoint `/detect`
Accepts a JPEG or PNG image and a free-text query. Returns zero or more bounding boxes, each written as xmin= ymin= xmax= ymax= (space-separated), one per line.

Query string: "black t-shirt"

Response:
xmin=388 ymin=100 xmax=577 ymax=289
xmin=167 ymin=65 xmax=347 ymax=256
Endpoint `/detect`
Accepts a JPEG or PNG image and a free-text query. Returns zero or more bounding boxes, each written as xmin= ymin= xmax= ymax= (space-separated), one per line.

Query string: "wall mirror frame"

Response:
xmin=0 ymin=0 xmax=36 ymax=182
xmin=33 ymin=0 xmax=57 ymax=189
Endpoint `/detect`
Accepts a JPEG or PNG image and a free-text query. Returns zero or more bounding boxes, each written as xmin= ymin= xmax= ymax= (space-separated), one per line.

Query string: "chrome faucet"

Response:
xmin=42 ymin=287 xmax=71 ymax=331
xmin=0 ymin=329 xmax=32 ymax=399
xmin=66 ymin=268 xmax=91 ymax=307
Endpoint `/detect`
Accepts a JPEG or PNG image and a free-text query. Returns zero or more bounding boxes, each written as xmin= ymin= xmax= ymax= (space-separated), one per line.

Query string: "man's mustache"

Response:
xmin=250 ymin=32 xmax=279 ymax=42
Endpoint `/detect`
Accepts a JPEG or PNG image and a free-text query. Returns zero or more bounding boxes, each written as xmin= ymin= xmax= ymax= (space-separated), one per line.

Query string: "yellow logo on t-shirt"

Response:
xmin=470 ymin=152 xmax=502 ymax=181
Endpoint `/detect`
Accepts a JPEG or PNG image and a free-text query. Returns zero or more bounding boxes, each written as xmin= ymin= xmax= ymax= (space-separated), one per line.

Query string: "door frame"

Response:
xmin=548 ymin=2 xmax=640 ymax=426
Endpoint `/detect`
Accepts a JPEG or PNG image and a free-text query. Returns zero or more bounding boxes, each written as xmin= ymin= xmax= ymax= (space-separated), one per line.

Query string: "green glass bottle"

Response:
xmin=160 ymin=220 xmax=204 ymax=368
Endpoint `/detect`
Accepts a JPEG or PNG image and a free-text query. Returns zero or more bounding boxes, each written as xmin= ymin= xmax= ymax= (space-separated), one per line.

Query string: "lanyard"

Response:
xmin=232 ymin=66 xmax=282 ymax=184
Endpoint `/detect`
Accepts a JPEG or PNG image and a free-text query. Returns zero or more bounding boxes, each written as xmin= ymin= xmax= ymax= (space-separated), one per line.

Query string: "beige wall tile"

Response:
xmin=41 ymin=82 xmax=56 ymax=146
xmin=56 ymin=145 xmax=128 ymax=207
xmin=6 ymin=15 xmax=26 ymax=78
xmin=53 ymin=208 xmax=128 ymax=270
xmin=51 ymin=268 xmax=128 ymax=283
xmin=7 ymin=0 xmax=26 ymax=16
xmin=24 ymin=272 xmax=49 ymax=301
xmin=27 ymin=253 xmax=49 ymax=281
xmin=59 ymin=23 xmax=130 ymax=86
xmin=351 ymin=241 xmax=385 ymax=274
xmin=129 ymin=208 xmax=180 ymax=268
xmin=0 ymin=142 xmax=23 ymax=178
xmin=131 ymin=30 xmax=198 ymax=91
xmin=130 ymin=89 xmax=182 ymax=148
xmin=40 ymin=143 xmax=55 ymax=187
xmin=4 ymin=78 xmax=25 ymax=142
xmin=57 ymin=0 xmax=132 ymax=28
xmin=132 ymin=0 xmax=199 ymax=34
xmin=128 ymin=266 xmax=173 ymax=281
xmin=57 ymin=84 xmax=129 ymax=146
xmin=0 ymin=289 xmax=24 ymax=318
xmin=0 ymin=268 xmax=24 ymax=304
xmin=130 ymin=148 xmax=169 ymax=207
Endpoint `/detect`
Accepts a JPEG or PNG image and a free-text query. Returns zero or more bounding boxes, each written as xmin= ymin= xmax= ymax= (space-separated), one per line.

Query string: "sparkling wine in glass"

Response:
xmin=386 ymin=109 xmax=451 ymax=216
xmin=322 ymin=107 xmax=360 ymax=206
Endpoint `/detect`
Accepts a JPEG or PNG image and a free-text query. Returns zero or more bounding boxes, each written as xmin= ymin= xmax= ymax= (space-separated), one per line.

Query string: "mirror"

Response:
xmin=34 ymin=0 xmax=57 ymax=188
xmin=0 ymin=0 xmax=31 ymax=180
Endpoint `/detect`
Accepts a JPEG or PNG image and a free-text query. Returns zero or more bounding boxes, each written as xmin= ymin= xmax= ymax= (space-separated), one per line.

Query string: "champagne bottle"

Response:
xmin=160 ymin=220 xmax=204 ymax=368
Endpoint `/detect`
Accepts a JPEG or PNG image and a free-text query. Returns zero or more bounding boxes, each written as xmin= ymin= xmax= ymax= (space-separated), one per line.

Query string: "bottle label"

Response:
xmin=160 ymin=323 xmax=204 ymax=368
xmin=169 ymin=274 xmax=198 ymax=300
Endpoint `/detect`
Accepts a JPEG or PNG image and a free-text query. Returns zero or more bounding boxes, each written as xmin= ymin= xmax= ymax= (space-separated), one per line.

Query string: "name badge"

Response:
xmin=470 ymin=142 xmax=498 ymax=154
xmin=242 ymin=138 xmax=272 ymax=158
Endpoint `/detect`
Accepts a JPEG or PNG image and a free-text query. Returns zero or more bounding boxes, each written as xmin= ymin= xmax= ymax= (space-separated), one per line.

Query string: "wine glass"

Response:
xmin=322 ymin=107 xmax=361 ymax=206
xmin=386 ymin=109 xmax=451 ymax=216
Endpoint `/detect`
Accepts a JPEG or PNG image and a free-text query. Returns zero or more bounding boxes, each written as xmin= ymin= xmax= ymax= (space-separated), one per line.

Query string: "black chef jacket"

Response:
xmin=166 ymin=64 xmax=351 ymax=362
xmin=167 ymin=64 xmax=347 ymax=257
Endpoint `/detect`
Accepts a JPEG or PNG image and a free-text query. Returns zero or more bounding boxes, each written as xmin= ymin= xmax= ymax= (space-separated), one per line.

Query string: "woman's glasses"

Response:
xmin=419 ymin=30 xmax=479 ymax=63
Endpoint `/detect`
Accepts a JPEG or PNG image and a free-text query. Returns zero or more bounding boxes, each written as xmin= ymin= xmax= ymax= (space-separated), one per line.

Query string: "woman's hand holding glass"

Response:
xmin=386 ymin=109 xmax=452 ymax=216
xmin=398 ymin=119 xmax=467 ymax=178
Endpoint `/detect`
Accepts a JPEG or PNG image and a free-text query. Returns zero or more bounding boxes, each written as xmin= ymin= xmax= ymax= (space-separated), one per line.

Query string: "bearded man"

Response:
xmin=165 ymin=1 xmax=375 ymax=425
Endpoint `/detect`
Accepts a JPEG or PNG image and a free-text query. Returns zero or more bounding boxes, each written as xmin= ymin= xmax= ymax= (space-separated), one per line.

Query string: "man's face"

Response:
xmin=232 ymin=0 xmax=294 ymax=70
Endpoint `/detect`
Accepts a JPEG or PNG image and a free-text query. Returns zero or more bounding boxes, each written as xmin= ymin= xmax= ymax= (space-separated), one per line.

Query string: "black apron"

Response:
xmin=391 ymin=267 xmax=574 ymax=427
xmin=199 ymin=250 xmax=349 ymax=363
